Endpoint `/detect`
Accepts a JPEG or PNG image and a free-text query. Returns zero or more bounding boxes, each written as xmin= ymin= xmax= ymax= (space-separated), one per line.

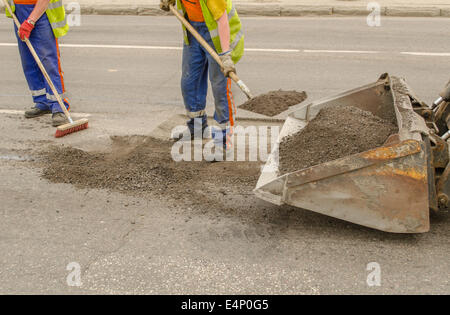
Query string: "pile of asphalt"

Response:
xmin=278 ymin=105 xmax=398 ymax=174
xmin=239 ymin=90 xmax=307 ymax=117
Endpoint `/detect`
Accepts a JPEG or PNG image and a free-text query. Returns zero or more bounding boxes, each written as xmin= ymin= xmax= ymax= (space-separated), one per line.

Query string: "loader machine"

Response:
xmin=254 ymin=74 xmax=450 ymax=233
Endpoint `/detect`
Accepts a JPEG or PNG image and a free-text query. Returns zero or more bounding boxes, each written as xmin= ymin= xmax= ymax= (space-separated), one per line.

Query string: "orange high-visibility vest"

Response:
xmin=181 ymin=0 xmax=205 ymax=22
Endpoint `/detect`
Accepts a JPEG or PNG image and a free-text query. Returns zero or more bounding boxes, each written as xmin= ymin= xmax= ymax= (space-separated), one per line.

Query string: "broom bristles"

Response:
xmin=54 ymin=119 xmax=89 ymax=138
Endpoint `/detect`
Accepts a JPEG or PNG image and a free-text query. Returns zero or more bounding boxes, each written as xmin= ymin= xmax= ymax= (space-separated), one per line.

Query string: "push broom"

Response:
xmin=3 ymin=0 xmax=88 ymax=137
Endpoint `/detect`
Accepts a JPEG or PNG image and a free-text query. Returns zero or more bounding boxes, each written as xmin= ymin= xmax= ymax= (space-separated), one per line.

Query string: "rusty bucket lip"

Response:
xmin=254 ymin=137 xmax=430 ymax=234
xmin=284 ymin=139 xmax=423 ymax=188
xmin=255 ymin=138 xmax=425 ymax=195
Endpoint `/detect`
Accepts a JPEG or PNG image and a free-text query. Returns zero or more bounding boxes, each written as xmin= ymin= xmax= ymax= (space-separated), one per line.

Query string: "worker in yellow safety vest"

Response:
xmin=5 ymin=0 xmax=70 ymax=126
xmin=160 ymin=0 xmax=245 ymax=161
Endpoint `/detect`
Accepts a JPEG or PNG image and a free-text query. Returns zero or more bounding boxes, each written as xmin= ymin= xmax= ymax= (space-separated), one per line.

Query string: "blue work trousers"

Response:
xmin=181 ymin=21 xmax=235 ymax=136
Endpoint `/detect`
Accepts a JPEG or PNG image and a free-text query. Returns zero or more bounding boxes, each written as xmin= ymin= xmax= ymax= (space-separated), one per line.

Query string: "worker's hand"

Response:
xmin=160 ymin=0 xmax=175 ymax=12
xmin=18 ymin=19 xmax=35 ymax=41
xmin=219 ymin=51 xmax=236 ymax=78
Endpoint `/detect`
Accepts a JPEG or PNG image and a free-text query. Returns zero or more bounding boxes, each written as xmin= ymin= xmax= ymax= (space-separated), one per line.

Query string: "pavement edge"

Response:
xmin=0 ymin=4 xmax=450 ymax=17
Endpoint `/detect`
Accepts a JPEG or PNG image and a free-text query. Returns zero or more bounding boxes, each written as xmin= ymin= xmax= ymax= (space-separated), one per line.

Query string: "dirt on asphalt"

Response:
xmin=239 ymin=90 xmax=307 ymax=117
xmin=40 ymin=105 xmax=397 ymax=205
xmin=278 ymin=105 xmax=398 ymax=175
xmin=40 ymin=136 xmax=261 ymax=210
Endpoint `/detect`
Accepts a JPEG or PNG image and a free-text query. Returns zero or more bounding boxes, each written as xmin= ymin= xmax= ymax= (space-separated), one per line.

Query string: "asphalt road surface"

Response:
xmin=0 ymin=16 xmax=449 ymax=294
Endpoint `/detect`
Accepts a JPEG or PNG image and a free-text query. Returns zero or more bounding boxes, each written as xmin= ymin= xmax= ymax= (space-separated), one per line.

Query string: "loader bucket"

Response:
xmin=254 ymin=74 xmax=432 ymax=233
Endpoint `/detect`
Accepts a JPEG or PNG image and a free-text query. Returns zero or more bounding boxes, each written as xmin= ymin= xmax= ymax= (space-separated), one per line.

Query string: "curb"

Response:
xmin=1 ymin=4 xmax=450 ymax=17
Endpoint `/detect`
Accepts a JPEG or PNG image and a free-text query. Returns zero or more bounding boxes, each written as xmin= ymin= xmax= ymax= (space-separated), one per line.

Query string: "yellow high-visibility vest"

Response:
xmin=176 ymin=0 xmax=244 ymax=64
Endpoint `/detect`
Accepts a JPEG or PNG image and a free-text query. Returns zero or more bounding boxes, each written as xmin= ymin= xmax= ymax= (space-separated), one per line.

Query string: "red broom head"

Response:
xmin=54 ymin=119 xmax=89 ymax=138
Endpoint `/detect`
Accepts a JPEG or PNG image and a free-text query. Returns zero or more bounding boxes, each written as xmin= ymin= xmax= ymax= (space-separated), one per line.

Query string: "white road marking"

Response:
xmin=0 ymin=109 xmax=91 ymax=118
xmin=0 ymin=109 xmax=24 ymax=115
xmin=0 ymin=42 xmax=183 ymax=50
xmin=1 ymin=42 xmax=449 ymax=56
xmin=0 ymin=42 xmax=299 ymax=53
xmin=303 ymin=49 xmax=380 ymax=54
xmin=247 ymin=48 xmax=300 ymax=53
xmin=401 ymin=52 xmax=450 ymax=57
xmin=61 ymin=44 xmax=183 ymax=50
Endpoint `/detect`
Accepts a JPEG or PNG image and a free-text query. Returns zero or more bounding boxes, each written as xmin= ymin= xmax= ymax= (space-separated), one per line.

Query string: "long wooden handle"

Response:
xmin=169 ymin=5 xmax=253 ymax=99
xmin=3 ymin=0 xmax=73 ymax=122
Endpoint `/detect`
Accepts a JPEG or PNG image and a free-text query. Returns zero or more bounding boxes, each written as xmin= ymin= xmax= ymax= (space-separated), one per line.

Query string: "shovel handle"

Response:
xmin=169 ymin=4 xmax=253 ymax=99
xmin=2 ymin=0 xmax=73 ymax=122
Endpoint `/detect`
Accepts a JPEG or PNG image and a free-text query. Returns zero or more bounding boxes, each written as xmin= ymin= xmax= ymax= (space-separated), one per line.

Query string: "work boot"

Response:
xmin=172 ymin=125 xmax=210 ymax=142
xmin=52 ymin=112 xmax=68 ymax=127
xmin=204 ymin=142 xmax=233 ymax=163
xmin=205 ymin=128 xmax=233 ymax=162
xmin=24 ymin=107 xmax=51 ymax=118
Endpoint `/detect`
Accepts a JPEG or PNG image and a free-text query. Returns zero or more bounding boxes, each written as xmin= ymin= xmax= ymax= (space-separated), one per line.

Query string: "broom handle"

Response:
xmin=169 ymin=5 xmax=253 ymax=100
xmin=3 ymin=0 xmax=73 ymax=123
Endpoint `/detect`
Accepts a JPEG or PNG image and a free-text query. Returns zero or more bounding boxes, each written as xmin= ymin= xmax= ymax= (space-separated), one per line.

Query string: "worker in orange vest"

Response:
xmin=161 ymin=0 xmax=245 ymax=161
